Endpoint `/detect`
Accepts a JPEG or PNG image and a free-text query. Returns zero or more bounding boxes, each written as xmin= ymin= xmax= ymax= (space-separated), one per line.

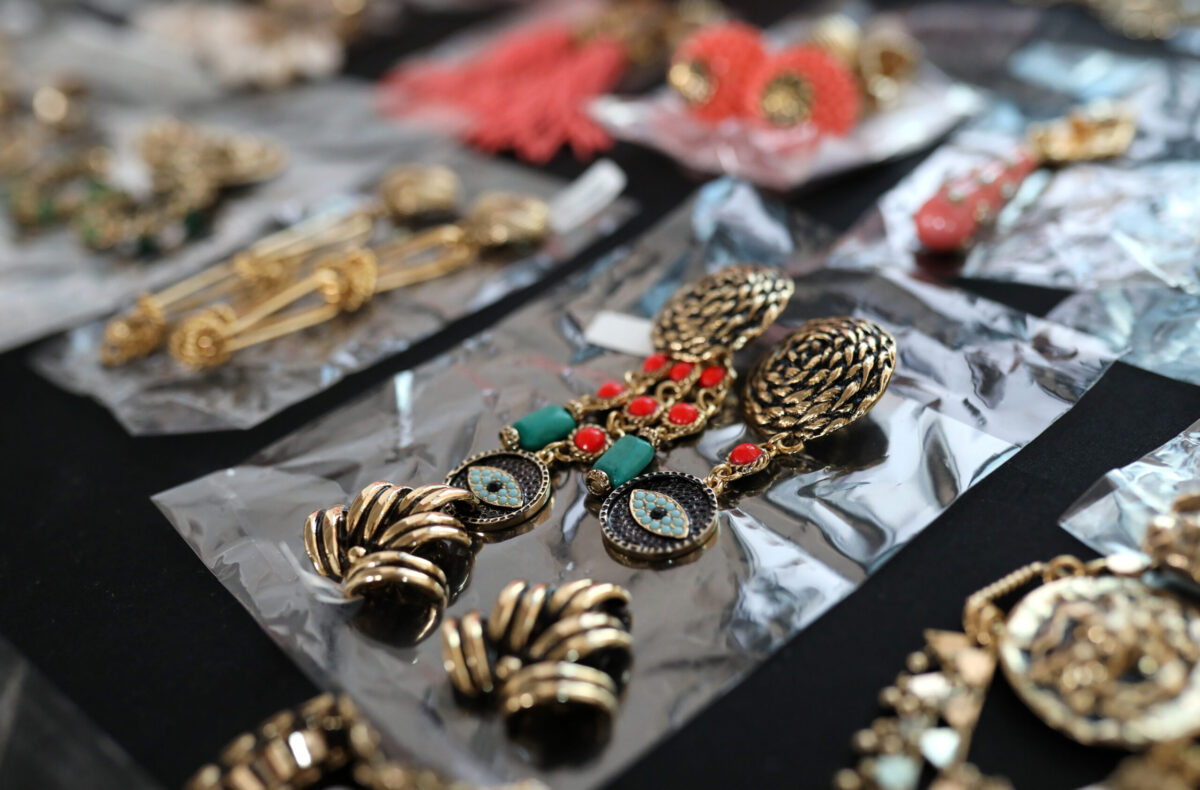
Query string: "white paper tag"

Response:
xmin=548 ymin=159 xmax=627 ymax=235
xmin=584 ymin=310 xmax=654 ymax=357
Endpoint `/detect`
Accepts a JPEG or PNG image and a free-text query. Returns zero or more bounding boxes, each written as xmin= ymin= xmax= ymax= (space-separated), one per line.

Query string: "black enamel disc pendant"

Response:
xmin=446 ymin=450 xmax=551 ymax=532
xmin=599 ymin=471 xmax=718 ymax=563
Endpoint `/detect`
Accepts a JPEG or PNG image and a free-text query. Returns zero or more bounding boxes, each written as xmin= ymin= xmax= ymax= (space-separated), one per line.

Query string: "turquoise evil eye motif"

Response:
xmin=630 ymin=489 xmax=690 ymax=540
xmin=468 ymin=466 xmax=524 ymax=509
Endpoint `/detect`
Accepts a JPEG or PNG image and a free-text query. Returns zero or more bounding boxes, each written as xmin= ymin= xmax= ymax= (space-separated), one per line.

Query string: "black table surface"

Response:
xmin=4 ymin=2 xmax=1199 ymax=788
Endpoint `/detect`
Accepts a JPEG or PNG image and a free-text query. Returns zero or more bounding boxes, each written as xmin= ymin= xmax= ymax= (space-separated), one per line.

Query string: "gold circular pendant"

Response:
xmin=445 ymin=450 xmax=551 ymax=532
xmin=999 ymin=574 xmax=1200 ymax=747
xmin=744 ymin=316 xmax=896 ymax=450
xmin=599 ymin=472 xmax=718 ymax=564
xmin=651 ymin=265 xmax=795 ymax=362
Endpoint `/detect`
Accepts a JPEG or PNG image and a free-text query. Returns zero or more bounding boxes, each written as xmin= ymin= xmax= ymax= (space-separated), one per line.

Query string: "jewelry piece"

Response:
xmin=914 ymin=102 xmax=1137 ymax=252
xmin=486 ymin=265 xmax=792 ymax=565
xmin=442 ymin=579 xmax=633 ymax=752
xmin=670 ymin=15 xmax=919 ymax=134
xmin=597 ymin=315 xmax=896 ymax=564
xmin=187 ymin=692 xmax=546 ymax=790
xmin=305 ymin=482 xmax=479 ymax=644
xmin=834 ymin=494 xmax=1200 ymax=790
xmin=743 ymin=46 xmax=860 ymax=133
xmin=382 ymin=1 xmax=726 ymax=163
xmin=6 ymin=146 xmax=110 ymax=231
xmin=137 ymin=0 xmax=365 ymax=92
xmin=669 ymin=22 xmax=767 ymax=122
xmin=0 ymin=76 xmax=92 ymax=177
xmin=73 ymin=118 xmax=286 ymax=256
xmin=298 ymin=265 xmax=786 ymax=639
xmin=101 ymin=163 xmax=458 ymax=366
xmin=168 ymin=189 xmax=547 ymax=368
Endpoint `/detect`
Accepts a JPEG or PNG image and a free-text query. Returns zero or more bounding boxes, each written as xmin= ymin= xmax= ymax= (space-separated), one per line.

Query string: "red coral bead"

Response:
xmin=597 ymin=381 xmax=625 ymax=399
xmin=729 ymin=443 xmax=763 ymax=466
xmin=642 ymin=353 xmax=669 ymax=373
xmin=573 ymin=426 xmax=607 ymax=454
xmin=667 ymin=403 xmax=700 ymax=425
xmin=628 ymin=396 xmax=658 ymax=417
xmin=669 ymin=362 xmax=694 ymax=382
xmin=699 ymin=366 xmax=726 ymax=388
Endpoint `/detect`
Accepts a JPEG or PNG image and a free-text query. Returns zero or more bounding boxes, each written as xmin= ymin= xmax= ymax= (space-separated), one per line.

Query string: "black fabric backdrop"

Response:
xmin=3 ymin=2 xmax=1198 ymax=788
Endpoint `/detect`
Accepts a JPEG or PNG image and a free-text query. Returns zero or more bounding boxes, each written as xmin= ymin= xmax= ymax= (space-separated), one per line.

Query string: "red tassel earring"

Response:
xmin=667 ymin=22 xmax=766 ymax=122
xmin=743 ymin=45 xmax=860 ymax=134
xmin=381 ymin=22 xmax=626 ymax=164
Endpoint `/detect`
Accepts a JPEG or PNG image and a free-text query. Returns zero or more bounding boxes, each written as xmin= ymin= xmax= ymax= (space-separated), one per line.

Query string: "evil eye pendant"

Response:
xmin=446 ymin=449 xmax=551 ymax=532
xmin=599 ymin=471 xmax=718 ymax=565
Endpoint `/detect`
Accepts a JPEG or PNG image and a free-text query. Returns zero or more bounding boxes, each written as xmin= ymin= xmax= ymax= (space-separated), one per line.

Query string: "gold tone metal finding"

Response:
xmin=186 ymin=692 xmax=546 ymax=790
xmin=101 ymin=210 xmax=373 ymax=365
xmin=1029 ymin=102 xmax=1137 ymax=165
xmin=168 ymin=190 xmax=548 ymax=369
xmin=442 ymin=579 xmax=632 ymax=752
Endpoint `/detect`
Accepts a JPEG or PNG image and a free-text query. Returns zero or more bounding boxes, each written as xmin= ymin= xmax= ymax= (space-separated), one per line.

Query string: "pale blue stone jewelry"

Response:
xmin=468 ymin=466 xmax=524 ymax=510
xmin=630 ymin=489 xmax=690 ymax=539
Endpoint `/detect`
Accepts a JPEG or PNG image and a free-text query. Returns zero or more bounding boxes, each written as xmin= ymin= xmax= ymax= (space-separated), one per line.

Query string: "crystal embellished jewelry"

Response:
xmin=914 ymin=102 xmax=1137 ymax=253
xmin=187 ymin=692 xmax=546 ymax=790
xmin=169 ymin=188 xmax=547 ymax=369
xmin=834 ymin=494 xmax=1200 ymax=790
xmin=441 ymin=579 xmax=633 ymax=753
xmin=100 ymin=163 xmax=458 ymax=366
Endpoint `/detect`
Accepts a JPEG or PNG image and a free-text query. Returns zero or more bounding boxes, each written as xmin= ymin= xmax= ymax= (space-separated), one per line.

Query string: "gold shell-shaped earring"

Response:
xmin=304 ymin=482 xmax=479 ymax=644
xmin=441 ymin=579 xmax=633 ymax=756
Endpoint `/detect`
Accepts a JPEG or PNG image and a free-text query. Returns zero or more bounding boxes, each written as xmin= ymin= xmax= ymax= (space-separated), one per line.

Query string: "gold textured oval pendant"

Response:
xmin=744 ymin=316 xmax=897 ymax=447
xmin=999 ymin=574 xmax=1200 ymax=747
xmin=651 ymin=264 xmax=795 ymax=362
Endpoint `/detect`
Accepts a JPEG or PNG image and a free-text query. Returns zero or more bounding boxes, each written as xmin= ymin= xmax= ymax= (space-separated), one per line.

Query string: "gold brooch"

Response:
xmin=835 ymin=494 xmax=1200 ymax=790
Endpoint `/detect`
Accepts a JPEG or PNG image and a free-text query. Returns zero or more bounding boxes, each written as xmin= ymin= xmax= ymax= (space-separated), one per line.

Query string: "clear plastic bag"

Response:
xmin=0 ymin=80 xmax=436 ymax=354
xmin=1060 ymin=419 xmax=1200 ymax=557
xmin=30 ymin=108 xmax=633 ymax=436
xmin=154 ymin=182 xmax=1112 ymax=789
xmin=0 ymin=634 xmax=162 ymax=790
xmin=1048 ymin=284 xmax=1200 ymax=389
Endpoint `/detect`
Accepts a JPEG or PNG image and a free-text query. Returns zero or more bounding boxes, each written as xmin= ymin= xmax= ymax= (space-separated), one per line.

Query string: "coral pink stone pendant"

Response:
xmin=915 ymin=150 xmax=1038 ymax=252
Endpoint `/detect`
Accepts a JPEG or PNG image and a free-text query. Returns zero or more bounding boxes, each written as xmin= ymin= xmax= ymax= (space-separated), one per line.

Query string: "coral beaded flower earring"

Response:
xmin=668 ymin=22 xmax=767 ymax=122
xmin=743 ymin=46 xmax=860 ymax=133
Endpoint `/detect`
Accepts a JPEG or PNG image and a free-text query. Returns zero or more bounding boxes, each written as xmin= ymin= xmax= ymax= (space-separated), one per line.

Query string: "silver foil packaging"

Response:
xmin=153 ymin=184 xmax=1112 ymax=789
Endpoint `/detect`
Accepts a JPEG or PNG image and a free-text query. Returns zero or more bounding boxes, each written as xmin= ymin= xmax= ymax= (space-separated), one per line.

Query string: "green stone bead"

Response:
xmin=183 ymin=209 xmax=208 ymax=238
xmin=513 ymin=405 xmax=576 ymax=451
xmin=592 ymin=435 xmax=655 ymax=489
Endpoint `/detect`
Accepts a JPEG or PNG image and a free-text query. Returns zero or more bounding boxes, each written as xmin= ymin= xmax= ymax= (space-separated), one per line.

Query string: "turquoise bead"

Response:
xmin=512 ymin=405 xmax=576 ymax=451
xmin=592 ymin=435 xmax=655 ymax=489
